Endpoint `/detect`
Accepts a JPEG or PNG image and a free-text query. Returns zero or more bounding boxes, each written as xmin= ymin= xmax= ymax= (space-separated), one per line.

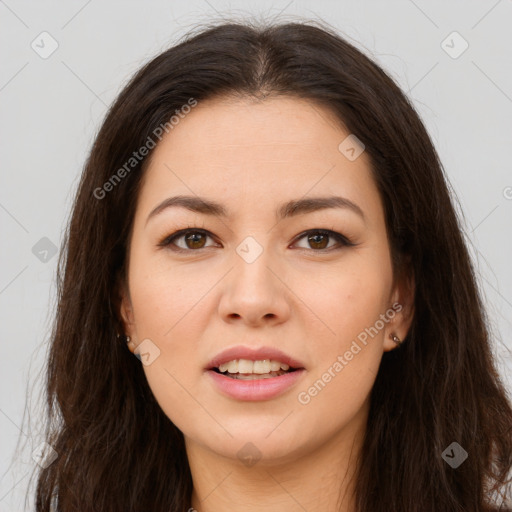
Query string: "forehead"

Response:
xmin=137 ymin=95 xmax=382 ymax=224
xmin=154 ymin=95 xmax=351 ymax=162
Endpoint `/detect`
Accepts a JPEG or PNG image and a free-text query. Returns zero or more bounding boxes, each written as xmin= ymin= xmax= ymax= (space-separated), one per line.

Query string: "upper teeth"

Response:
xmin=218 ymin=359 xmax=290 ymax=374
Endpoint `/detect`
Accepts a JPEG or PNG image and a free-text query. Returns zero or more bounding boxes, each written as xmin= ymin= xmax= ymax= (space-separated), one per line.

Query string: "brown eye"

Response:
xmin=307 ymin=232 xmax=329 ymax=250
xmin=158 ymin=229 xmax=217 ymax=251
xmin=293 ymin=229 xmax=352 ymax=252
xmin=183 ymin=231 xmax=207 ymax=249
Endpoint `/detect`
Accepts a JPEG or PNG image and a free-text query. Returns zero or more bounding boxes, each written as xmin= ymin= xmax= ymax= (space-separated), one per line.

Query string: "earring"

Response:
xmin=117 ymin=332 xmax=134 ymax=351
xmin=126 ymin=336 xmax=136 ymax=353
xmin=390 ymin=333 xmax=402 ymax=346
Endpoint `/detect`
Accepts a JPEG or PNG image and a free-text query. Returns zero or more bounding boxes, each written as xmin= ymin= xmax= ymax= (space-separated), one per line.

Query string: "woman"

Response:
xmin=33 ymin=19 xmax=511 ymax=511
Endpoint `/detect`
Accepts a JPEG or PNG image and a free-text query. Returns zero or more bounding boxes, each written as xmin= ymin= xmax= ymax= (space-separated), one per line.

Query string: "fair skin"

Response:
xmin=121 ymin=95 xmax=413 ymax=512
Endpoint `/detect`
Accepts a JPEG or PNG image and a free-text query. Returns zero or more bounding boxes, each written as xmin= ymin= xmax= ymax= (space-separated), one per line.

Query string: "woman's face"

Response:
xmin=121 ymin=95 xmax=411 ymax=465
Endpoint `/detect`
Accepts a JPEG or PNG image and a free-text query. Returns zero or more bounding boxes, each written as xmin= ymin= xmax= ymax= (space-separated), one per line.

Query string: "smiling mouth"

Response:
xmin=211 ymin=367 xmax=300 ymax=380
xmin=209 ymin=358 xmax=301 ymax=380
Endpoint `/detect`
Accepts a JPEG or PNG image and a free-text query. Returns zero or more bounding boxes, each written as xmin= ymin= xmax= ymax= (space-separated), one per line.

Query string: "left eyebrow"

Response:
xmin=145 ymin=194 xmax=365 ymax=226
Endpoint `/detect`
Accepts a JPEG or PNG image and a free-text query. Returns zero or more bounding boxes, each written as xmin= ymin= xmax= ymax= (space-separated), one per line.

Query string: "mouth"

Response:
xmin=210 ymin=359 xmax=301 ymax=380
xmin=205 ymin=346 xmax=306 ymax=400
xmin=205 ymin=345 xmax=306 ymax=381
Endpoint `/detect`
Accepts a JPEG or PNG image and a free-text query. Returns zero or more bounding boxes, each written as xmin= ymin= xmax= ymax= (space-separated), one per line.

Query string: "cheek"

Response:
xmin=294 ymin=252 xmax=392 ymax=422
xmin=310 ymin=252 xmax=393 ymax=351
xmin=127 ymin=246 xmax=225 ymax=386
xmin=128 ymin=247 xmax=212 ymax=339
xmin=127 ymin=256 xmax=212 ymax=429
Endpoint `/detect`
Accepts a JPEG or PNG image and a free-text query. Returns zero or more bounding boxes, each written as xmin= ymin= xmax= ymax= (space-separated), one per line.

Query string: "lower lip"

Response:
xmin=206 ymin=369 xmax=306 ymax=401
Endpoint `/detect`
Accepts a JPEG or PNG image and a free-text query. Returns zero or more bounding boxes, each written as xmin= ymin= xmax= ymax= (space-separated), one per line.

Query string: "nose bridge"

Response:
xmin=235 ymin=236 xmax=275 ymax=289
xmin=233 ymin=233 xmax=280 ymax=299
xmin=218 ymin=233 xmax=290 ymax=324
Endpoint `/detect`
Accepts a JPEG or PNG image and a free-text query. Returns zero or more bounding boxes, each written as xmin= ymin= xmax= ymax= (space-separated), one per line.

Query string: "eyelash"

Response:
xmin=157 ymin=227 xmax=355 ymax=254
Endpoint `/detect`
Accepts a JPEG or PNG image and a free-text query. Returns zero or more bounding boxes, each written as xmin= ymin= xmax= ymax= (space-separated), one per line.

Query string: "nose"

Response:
xmin=217 ymin=245 xmax=291 ymax=327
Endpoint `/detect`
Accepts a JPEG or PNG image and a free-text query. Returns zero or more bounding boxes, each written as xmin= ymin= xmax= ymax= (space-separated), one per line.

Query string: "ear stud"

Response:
xmin=390 ymin=333 xmax=402 ymax=346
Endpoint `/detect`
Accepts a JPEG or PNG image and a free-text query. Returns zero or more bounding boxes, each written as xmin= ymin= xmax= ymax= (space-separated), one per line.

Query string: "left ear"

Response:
xmin=383 ymin=264 xmax=415 ymax=352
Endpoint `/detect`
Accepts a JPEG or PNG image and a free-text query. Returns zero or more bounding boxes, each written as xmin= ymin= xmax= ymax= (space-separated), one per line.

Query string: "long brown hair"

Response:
xmin=31 ymin=19 xmax=512 ymax=511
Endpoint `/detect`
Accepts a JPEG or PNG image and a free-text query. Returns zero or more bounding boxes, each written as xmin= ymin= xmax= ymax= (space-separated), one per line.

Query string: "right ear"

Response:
xmin=117 ymin=280 xmax=136 ymax=351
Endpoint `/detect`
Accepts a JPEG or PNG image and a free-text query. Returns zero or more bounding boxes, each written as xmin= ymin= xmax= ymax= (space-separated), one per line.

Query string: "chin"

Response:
xmin=185 ymin=418 xmax=317 ymax=466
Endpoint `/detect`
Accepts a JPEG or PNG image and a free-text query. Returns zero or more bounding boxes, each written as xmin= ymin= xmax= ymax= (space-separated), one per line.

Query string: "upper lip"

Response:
xmin=206 ymin=345 xmax=306 ymax=370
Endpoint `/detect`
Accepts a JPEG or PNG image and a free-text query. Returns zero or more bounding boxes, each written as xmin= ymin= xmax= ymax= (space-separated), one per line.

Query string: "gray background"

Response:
xmin=1 ymin=0 xmax=511 ymax=509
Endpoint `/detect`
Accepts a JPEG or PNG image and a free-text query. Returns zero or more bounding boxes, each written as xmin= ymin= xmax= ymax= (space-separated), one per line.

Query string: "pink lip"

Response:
xmin=206 ymin=368 xmax=306 ymax=401
xmin=205 ymin=345 xmax=306 ymax=402
xmin=205 ymin=345 xmax=305 ymax=371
